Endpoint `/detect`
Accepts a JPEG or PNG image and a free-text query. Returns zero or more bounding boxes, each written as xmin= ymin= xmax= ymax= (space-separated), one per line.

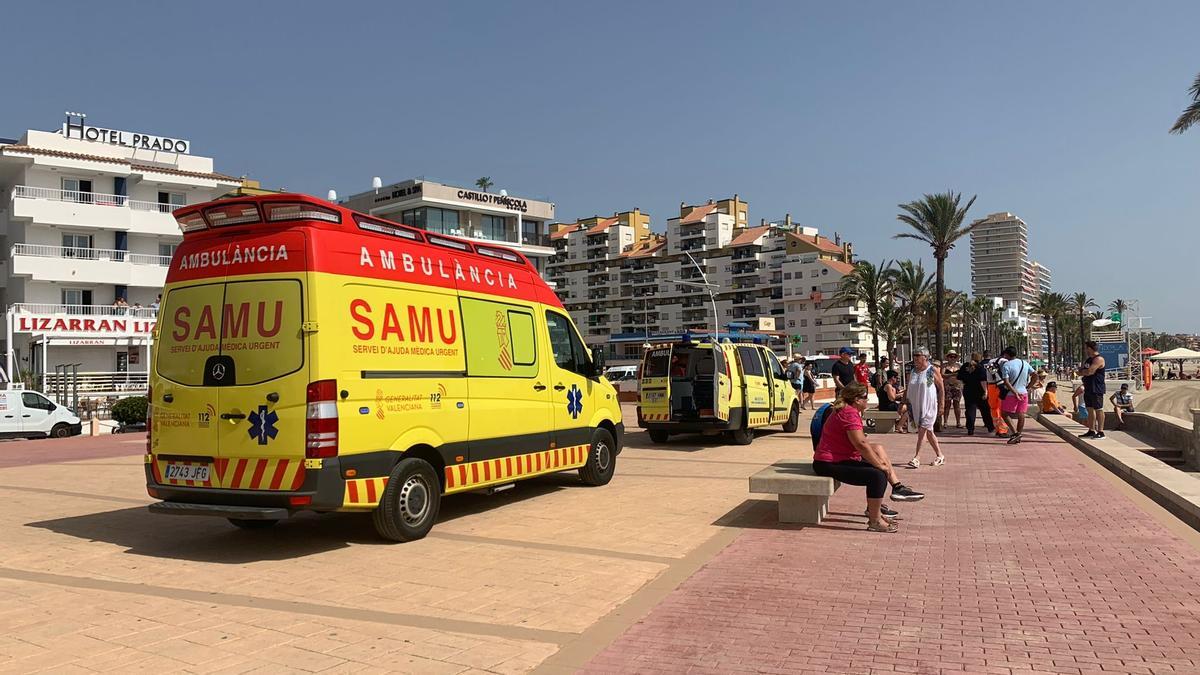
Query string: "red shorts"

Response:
xmin=1001 ymin=392 xmax=1029 ymax=415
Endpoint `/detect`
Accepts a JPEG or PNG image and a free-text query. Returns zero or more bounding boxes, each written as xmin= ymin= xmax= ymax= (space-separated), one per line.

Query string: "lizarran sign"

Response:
xmin=61 ymin=114 xmax=190 ymax=154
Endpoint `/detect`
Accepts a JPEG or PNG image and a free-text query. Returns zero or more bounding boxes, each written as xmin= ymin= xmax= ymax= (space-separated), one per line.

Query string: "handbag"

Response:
xmin=998 ymin=361 xmax=1027 ymax=400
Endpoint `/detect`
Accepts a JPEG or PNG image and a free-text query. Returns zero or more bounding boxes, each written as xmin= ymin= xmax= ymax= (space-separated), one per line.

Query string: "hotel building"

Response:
xmin=546 ymin=197 xmax=871 ymax=363
xmin=0 ymin=114 xmax=241 ymax=392
xmin=341 ymin=178 xmax=555 ymax=273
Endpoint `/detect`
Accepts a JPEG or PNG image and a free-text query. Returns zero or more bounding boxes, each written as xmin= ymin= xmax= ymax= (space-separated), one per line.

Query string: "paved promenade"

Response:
xmin=584 ymin=423 xmax=1200 ymax=675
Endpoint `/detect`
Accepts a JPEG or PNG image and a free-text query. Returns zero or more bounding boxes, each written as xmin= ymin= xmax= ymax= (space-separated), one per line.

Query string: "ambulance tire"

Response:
xmin=579 ymin=427 xmax=616 ymax=487
xmin=373 ymin=458 xmax=441 ymax=542
xmin=228 ymin=518 xmax=278 ymax=529
xmin=647 ymin=429 xmax=670 ymax=444
xmin=729 ymin=426 xmax=755 ymax=445
xmin=782 ymin=403 xmax=800 ymax=433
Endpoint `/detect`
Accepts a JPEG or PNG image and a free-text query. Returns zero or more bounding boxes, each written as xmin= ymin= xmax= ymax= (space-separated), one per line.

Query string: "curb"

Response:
xmin=1039 ymin=414 xmax=1200 ymax=531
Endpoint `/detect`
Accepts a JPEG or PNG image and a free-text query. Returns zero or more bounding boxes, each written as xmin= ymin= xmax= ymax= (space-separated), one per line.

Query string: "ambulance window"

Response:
xmin=546 ymin=311 xmax=590 ymax=375
xmin=737 ymin=346 xmax=765 ymax=377
xmin=221 ymin=279 xmax=304 ymax=385
xmin=508 ymin=311 xmax=536 ymax=366
xmin=460 ymin=298 xmax=538 ymax=378
xmin=644 ymin=349 xmax=671 ymax=378
xmin=157 ymin=283 xmax=225 ymax=386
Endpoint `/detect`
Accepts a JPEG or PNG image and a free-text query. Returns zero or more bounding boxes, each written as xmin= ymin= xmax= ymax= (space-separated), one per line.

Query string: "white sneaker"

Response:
xmin=905 ymin=458 xmax=920 ymax=469
xmin=932 ymin=456 xmax=945 ymax=467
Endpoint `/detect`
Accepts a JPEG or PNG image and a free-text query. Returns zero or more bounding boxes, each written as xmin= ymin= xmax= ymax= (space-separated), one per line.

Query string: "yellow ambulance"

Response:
xmin=146 ymin=194 xmax=623 ymax=541
xmin=637 ymin=340 xmax=798 ymax=445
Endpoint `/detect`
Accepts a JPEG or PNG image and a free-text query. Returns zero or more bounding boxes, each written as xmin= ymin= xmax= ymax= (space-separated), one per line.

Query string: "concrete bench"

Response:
xmin=749 ymin=460 xmax=840 ymax=524
xmin=862 ymin=410 xmax=899 ymax=434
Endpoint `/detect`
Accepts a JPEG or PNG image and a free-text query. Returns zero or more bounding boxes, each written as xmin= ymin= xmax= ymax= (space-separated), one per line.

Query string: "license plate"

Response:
xmin=164 ymin=463 xmax=210 ymax=482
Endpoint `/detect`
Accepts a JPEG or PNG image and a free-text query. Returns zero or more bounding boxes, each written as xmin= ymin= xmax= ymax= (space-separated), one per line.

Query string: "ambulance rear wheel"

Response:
xmin=729 ymin=427 xmax=755 ymax=445
xmin=648 ymin=429 xmax=670 ymax=444
xmin=579 ymin=427 xmax=616 ymax=487
xmin=373 ymin=457 xmax=441 ymax=542
xmin=228 ymin=518 xmax=278 ymax=529
xmin=782 ymin=403 xmax=800 ymax=433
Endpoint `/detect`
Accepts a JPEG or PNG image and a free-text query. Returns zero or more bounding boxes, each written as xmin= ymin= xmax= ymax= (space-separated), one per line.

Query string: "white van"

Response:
xmin=0 ymin=389 xmax=82 ymax=439
xmin=604 ymin=365 xmax=639 ymax=382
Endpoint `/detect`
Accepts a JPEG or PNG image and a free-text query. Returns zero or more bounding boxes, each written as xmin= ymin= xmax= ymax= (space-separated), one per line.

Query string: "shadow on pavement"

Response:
xmin=26 ymin=476 xmax=574 ymax=563
xmin=628 ymin=426 xmax=794 ymax=453
xmin=712 ymin=499 xmax=875 ymax=533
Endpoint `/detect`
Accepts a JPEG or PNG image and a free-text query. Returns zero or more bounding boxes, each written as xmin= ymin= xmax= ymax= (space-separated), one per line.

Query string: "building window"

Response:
xmin=522 ymin=220 xmax=543 ymax=246
xmin=62 ymin=233 xmax=93 ymax=258
xmin=481 ymin=215 xmax=507 ymax=242
xmin=62 ymin=288 xmax=92 ymax=307
xmin=784 ymin=272 xmax=792 ymax=279
xmin=401 ymin=207 xmax=461 ymax=235
xmin=61 ymin=177 xmax=96 ymax=204
xmin=157 ymin=191 xmax=186 ymax=213
xmin=159 ymin=243 xmax=178 ymax=260
xmin=800 ymin=319 xmax=808 ymax=327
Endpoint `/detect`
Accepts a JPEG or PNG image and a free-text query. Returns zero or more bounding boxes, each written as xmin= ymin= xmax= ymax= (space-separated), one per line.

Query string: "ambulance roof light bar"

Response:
xmin=263 ymin=202 xmax=341 ymax=224
xmin=203 ymin=202 xmax=262 ymax=228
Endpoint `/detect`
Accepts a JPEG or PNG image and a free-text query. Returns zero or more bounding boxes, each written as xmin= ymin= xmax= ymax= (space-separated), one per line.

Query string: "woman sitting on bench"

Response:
xmin=812 ymin=384 xmax=926 ymax=533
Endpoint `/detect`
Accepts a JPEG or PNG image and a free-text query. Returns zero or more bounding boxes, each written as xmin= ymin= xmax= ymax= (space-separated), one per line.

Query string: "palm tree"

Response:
xmin=874 ymin=300 xmax=908 ymax=366
xmin=1049 ymin=292 xmax=1070 ymax=371
xmin=1170 ymin=72 xmax=1200 ymax=134
xmin=1070 ymin=292 xmax=1097 ymax=364
xmin=1029 ymin=291 xmax=1056 ymax=366
xmin=832 ymin=260 xmax=893 ymax=366
xmin=895 ymin=191 xmax=979 ymax=364
xmin=475 ymin=176 xmax=494 ymax=193
xmin=888 ymin=259 xmax=932 ymax=357
xmin=1108 ymin=298 xmax=1128 ymax=321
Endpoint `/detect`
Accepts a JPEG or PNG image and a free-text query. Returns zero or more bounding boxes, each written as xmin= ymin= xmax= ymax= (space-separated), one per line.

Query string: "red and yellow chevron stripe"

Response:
xmin=641 ymin=412 xmax=670 ymax=422
xmin=444 ymin=444 xmax=590 ymax=494
xmin=343 ymin=476 xmax=390 ymax=508
xmin=149 ymin=455 xmax=305 ymax=491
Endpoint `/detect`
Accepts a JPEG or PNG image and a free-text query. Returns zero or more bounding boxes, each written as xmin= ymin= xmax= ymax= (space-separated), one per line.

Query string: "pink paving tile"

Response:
xmin=583 ymin=425 xmax=1200 ymax=674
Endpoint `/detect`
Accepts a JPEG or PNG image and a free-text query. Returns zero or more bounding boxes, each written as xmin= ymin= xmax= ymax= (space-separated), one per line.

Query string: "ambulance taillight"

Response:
xmin=305 ymin=380 xmax=339 ymax=458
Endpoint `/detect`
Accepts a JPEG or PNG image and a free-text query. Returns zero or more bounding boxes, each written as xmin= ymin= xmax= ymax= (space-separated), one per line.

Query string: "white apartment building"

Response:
xmin=970 ymin=211 xmax=1053 ymax=359
xmin=0 ymin=114 xmax=241 ymax=392
xmin=547 ymin=197 xmax=871 ymax=363
xmin=341 ymin=178 xmax=555 ymax=273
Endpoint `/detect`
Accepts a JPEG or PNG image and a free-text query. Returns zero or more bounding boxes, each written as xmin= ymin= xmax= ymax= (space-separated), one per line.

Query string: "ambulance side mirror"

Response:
xmin=591 ymin=347 xmax=606 ymax=378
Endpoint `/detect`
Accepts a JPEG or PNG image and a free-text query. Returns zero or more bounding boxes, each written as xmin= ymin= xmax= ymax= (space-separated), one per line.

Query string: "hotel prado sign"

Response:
xmin=61 ymin=113 xmax=190 ymax=154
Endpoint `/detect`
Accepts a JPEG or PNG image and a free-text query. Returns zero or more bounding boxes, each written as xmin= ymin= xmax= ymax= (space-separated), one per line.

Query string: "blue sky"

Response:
xmin=4 ymin=1 xmax=1198 ymax=331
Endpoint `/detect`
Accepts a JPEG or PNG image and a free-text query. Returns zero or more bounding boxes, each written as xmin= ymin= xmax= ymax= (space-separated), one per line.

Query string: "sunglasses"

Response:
xmin=855 ymin=394 xmax=868 ymax=401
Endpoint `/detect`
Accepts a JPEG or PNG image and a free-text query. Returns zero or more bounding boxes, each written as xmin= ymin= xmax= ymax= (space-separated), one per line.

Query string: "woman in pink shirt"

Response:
xmin=813 ymin=384 xmax=926 ymax=532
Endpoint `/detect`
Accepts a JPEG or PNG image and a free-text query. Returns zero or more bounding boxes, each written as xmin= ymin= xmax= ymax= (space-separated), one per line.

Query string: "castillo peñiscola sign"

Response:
xmin=61 ymin=114 xmax=190 ymax=154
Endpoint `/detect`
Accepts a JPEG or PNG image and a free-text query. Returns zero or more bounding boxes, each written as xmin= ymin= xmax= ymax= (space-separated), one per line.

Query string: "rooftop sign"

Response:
xmin=60 ymin=112 xmax=190 ymax=154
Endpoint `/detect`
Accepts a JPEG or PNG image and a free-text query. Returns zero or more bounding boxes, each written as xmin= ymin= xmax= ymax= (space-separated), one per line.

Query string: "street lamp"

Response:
xmin=676 ymin=251 xmax=719 ymax=343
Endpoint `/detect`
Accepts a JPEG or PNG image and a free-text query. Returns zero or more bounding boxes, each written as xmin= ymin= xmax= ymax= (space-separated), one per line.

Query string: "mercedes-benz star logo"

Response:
xmin=211 ymin=363 xmax=226 ymax=380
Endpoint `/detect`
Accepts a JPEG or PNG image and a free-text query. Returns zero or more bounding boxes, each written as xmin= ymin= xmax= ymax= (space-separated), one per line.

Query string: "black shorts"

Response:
xmin=802 ymin=381 xmax=816 ymax=394
xmin=1084 ymin=393 xmax=1105 ymax=410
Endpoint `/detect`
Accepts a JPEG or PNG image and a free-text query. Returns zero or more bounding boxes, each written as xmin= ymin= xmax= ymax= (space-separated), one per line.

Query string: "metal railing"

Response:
xmin=10 ymin=303 xmax=158 ymax=318
xmin=12 ymin=185 xmax=180 ymax=214
xmin=44 ymin=371 xmax=148 ymax=399
xmin=12 ymin=243 xmax=170 ymax=266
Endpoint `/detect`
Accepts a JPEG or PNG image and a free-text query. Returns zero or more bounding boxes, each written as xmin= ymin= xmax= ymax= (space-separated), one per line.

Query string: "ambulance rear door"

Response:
xmin=214 ymin=229 xmax=310 ymax=492
xmin=713 ymin=345 xmax=731 ymax=423
xmin=638 ymin=345 xmax=672 ymax=423
xmin=735 ymin=345 xmax=771 ymax=426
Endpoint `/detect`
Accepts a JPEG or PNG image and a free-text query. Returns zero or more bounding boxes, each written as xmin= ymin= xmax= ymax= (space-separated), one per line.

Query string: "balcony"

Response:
xmin=11 ymin=244 xmax=170 ymax=287
xmin=11 ymin=185 xmax=182 ymax=237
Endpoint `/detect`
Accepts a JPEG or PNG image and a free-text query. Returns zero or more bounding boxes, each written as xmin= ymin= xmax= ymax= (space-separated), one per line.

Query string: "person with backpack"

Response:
xmin=998 ymin=345 xmax=1032 ymax=444
xmin=811 ymin=384 xmax=926 ymax=533
xmin=785 ymin=354 xmax=806 ymax=404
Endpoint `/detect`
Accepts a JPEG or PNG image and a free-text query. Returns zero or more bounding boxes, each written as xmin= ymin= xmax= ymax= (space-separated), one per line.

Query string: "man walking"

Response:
xmin=831 ymin=347 xmax=856 ymax=395
xmin=785 ymin=354 xmax=806 ymax=404
xmin=854 ymin=353 xmax=872 ymax=387
xmin=959 ymin=352 xmax=994 ymax=436
xmin=1077 ymin=341 xmax=1107 ymax=439
xmin=998 ymin=346 xmax=1031 ymax=444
